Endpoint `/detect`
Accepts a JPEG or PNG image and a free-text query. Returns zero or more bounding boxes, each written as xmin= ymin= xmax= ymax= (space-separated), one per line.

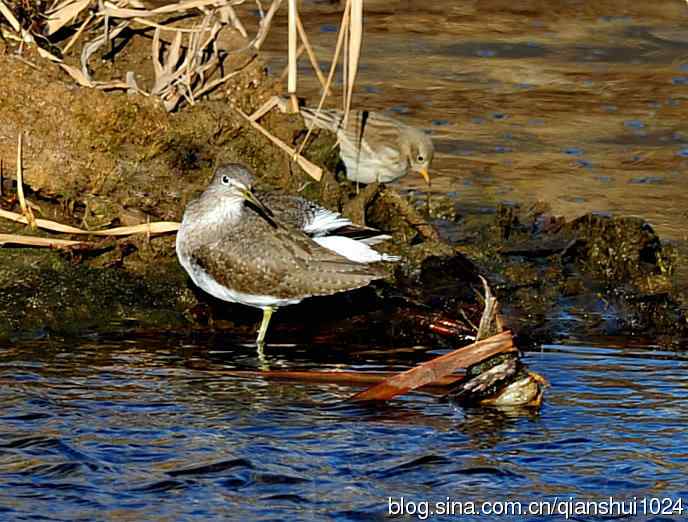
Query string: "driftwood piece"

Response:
xmin=350 ymin=331 xmax=516 ymax=402
xmin=218 ymin=370 xmax=464 ymax=392
xmin=476 ymin=275 xmax=500 ymax=341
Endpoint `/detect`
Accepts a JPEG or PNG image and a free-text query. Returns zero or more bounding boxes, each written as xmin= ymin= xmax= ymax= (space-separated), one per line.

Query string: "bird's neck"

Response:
xmin=182 ymin=195 xmax=245 ymax=238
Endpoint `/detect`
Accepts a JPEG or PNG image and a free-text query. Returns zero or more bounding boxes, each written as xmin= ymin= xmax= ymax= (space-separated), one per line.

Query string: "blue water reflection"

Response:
xmin=0 ymin=340 xmax=687 ymax=520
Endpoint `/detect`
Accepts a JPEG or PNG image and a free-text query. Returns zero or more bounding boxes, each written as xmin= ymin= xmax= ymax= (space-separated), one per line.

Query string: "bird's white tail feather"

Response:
xmin=359 ymin=234 xmax=391 ymax=246
xmin=304 ymin=209 xmax=352 ymax=236
xmin=314 ymin=236 xmax=400 ymax=263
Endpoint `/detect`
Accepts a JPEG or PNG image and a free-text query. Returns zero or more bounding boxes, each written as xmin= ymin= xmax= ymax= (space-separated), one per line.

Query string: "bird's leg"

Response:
xmin=256 ymin=306 xmax=276 ymax=348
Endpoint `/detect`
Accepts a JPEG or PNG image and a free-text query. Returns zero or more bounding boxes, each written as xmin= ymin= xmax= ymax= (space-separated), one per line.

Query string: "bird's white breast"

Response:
xmin=176 ymin=209 xmax=302 ymax=310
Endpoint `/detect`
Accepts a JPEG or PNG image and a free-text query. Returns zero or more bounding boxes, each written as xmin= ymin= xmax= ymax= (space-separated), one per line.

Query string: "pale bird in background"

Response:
xmin=176 ymin=164 xmax=397 ymax=347
xmin=297 ymin=106 xmax=434 ymax=186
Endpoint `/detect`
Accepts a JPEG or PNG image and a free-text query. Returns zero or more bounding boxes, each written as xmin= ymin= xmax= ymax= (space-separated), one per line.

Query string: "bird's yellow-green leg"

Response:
xmin=256 ymin=305 xmax=276 ymax=348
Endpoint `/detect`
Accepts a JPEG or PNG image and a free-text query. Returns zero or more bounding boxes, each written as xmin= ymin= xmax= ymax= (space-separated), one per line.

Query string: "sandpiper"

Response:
xmin=299 ymin=106 xmax=434 ymax=186
xmin=176 ymin=164 xmax=397 ymax=346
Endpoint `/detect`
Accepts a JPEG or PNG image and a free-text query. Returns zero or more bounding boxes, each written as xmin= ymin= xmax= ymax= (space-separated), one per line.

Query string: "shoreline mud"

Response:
xmin=0 ymin=54 xmax=686 ymax=347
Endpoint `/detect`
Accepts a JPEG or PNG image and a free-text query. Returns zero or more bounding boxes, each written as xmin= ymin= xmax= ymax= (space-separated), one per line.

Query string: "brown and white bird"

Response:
xmin=175 ymin=164 xmax=396 ymax=346
xmin=298 ymin=106 xmax=434 ymax=185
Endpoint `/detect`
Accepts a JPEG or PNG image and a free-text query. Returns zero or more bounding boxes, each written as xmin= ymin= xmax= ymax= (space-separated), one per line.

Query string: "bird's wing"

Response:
xmin=256 ymin=190 xmax=394 ymax=243
xmin=300 ymin=108 xmax=401 ymax=157
xmin=298 ymin=108 xmax=344 ymax=133
xmin=344 ymin=112 xmax=402 ymax=158
xmin=191 ymin=213 xmax=385 ymax=300
xmin=257 ymin=191 xmax=350 ymax=235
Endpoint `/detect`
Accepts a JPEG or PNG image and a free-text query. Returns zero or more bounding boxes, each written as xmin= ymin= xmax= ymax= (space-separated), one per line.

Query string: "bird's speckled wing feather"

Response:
xmin=255 ymin=191 xmax=319 ymax=230
xmin=256 ymin=190 xmax=392 ymax=243
xmin=190 ymin=209 xmax=385 ymax=300
xmin=300 ymin=108 xmax=404 ymax=156
xmin=299 ymin=108 xmax=407 ymax=183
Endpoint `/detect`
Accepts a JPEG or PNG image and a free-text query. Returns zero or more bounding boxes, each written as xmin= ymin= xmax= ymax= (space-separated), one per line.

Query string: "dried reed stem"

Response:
xmin=254 ymin=0 xmax=282 ymax=50
xmin=236 ymin=107 xmax=323 ymax=181
xmin=0 ymin=0 xmax=21 ymax=32
xmin=296 ymin=0 xmax=350 ymax=156
xmin=62 ymin=12 xmax=94 ymax=54
xmin=279 ymin=43 xmax=305 ymax=81
xmin=0 ymin=208 xmax=179 ymax=236
xmin=343 ymin=0 xmax=362 ymax=126
xmin=15 ymin=134 xmax=36 ymax=230
xmin=0 ymin=234 xmax=90 ymax=248
xmin=294 ymin=7 xmax=330 ymax=96
xmin=287 ymin=0 xmax=297 ymax=95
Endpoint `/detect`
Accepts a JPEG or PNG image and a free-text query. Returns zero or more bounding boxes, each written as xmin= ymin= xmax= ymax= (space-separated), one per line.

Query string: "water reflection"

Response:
xmin=0 ymin=338 xmax=687 ymax=519
xmin=257 ymin=0 xmax=688 ymax=252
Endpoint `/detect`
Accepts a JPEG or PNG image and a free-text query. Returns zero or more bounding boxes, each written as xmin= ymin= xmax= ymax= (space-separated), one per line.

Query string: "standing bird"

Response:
xmin=176 ymin=164 xmax=395 ymax=346
xmin=256 ymin=189 xmax=399 ymax=264
xmin=298 ymin=106 xmax=434 ymax=186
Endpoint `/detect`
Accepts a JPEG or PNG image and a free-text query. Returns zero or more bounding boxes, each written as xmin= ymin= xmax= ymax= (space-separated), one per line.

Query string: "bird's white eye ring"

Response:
xmin=417 ymin=155 xmax=424 ymax=162
xmin=221 ymin=175 xmax=231 ymax=185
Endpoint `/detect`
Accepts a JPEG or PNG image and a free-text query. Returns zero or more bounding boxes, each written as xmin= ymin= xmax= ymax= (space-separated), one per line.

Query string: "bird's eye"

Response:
xmin=221 ymin=175 xmax=231 ymax=185
xmin=417 ymin=155 xmax=425 ymax=163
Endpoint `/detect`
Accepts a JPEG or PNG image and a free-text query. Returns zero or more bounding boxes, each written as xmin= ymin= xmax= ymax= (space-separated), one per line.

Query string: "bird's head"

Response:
xmin=405 ymin=130 xmax=434 ymax=186
xmin=209 ymin=163 xmax=257 ymax=198
xmin=204 ymin=163 xmax=276 ymax=225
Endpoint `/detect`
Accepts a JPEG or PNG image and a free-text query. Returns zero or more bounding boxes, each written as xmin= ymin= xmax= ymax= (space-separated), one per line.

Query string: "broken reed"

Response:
xmin=0 ymin=0 xmax=363 ymax=116
xmin=1 ymin=0 xmax=364 ymax=180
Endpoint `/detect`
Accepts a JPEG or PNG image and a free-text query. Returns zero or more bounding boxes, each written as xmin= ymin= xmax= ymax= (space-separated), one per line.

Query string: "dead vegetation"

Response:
xmin=0 ymin=0 xmax=363 ymax=113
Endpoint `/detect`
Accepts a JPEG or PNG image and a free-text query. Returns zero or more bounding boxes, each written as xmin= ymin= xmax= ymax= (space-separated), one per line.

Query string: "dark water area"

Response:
xmin=1 ymin=336 xmax=687 ymax=520
xmin=3 ymin=0 xmax=688 ymax=519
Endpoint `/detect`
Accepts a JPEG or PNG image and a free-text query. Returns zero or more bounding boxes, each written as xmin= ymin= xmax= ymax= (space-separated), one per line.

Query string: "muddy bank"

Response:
xmin=422 ymin=200 xmax=688 ymax=346
xmin=0 ymin=53 xmax=686 ymax=346
xmin=0 ymin=51 xmax=450 ymax=341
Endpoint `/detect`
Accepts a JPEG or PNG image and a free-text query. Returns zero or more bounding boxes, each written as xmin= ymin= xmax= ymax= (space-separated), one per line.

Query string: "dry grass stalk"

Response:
xmin=296 ymin=0 xmax=350 ymax=157
xmin=279 ymin=42 xmax=305 ymax=81
xmin=62 ymin=12 xmax=94 ymax=55
xmin=0 ymin=208 xmax=179 ymax=236
xmin=15 ymin=134 xmax=36 ymax=230
xmin=3 ymin=0 xmax=364 ymax=124
xmin=253 ymin=0 xmax=282 ymax=50
xmin=45 ymin=0 xmax=91 ymax=35
xmin=0 ymin=233 xmax=91 ymax=248
xmin=287 ymin=0 xmax=297 ymax=95
xmin=294 ymin=8 xmax=329 ymax=95
xmin=1 ymin=0 xmax=282 ymax=110
xmin=236 ymin=107 xmax=323 ymax=181
xmin=0 ymin=0 xmax=20 ymax=32
xmin=343 ymin=0 xmax=362 ymax=125
xmin=146 ymin=12 xmax=247 ymax=109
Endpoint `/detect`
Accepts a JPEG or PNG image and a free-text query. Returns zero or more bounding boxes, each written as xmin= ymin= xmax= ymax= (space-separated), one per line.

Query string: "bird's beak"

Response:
xmin=241 ymin=188 xmax=269 ymax=213
xmin=419 ymin=167 xmax=431 ymax=186
xmin=241 ymin=187 xmax=278 ymax=227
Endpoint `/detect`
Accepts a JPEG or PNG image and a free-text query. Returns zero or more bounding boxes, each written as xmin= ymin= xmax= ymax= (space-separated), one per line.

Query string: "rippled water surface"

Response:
xmin=261 ymin=0 xmax=688 ymax=247
xmin=3 ymin=1 xmax=688 ymax=520
xmin=0 ymin=338 xmax=687 ymax=520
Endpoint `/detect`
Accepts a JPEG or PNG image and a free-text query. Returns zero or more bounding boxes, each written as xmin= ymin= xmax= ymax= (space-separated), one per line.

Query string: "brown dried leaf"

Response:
xmin=45 ymin=0 xmax=91 ymax=35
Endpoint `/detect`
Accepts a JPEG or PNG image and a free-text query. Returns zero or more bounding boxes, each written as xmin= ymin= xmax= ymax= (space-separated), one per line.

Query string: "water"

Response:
xmin=260 ymin=0 xmax=688 ymax=247
xmin=4 ymin=1 xmax=688 ymax=519
xmin=0 ymin=337 xmax=686 ymax=520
